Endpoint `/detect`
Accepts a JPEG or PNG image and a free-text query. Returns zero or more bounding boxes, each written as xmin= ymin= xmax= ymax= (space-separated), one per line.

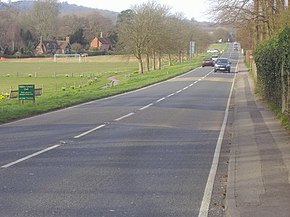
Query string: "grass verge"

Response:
xmin=268 ymin=101 xmax=290 ymax=131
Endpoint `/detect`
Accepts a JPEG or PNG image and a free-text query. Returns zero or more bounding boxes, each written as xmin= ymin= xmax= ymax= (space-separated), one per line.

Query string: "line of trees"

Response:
xmin=117 ymin=2 xmax=212 ymax=73
xmin=0 ymin=0 xmax=218 ymax=71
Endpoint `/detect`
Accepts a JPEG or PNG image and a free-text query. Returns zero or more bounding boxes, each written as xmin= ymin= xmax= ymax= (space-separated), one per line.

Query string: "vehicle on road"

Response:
xmin=234 ymin=42 xmax=239 ymax=51
xmin=202 ymin=58 xmax=214 ymax=67
xmin=207 ymin=48 xmax=220 ymax=53
xmin=211 ymin=55 xmax=219 ymax=62
xmin=214 ymin=58 xmax=231 ymax=73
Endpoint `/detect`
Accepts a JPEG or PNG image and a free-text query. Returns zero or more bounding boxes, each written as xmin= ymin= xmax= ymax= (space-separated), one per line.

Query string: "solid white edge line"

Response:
xmin=1 ymin=144 xmax=61 ymax=169
xmin=114 ymin=112 xmax=135 ymax=121
xmin=198 ymin=53 xmax=238 ymax=217
xmin=74 ymin=124 xmax=106 ymax=139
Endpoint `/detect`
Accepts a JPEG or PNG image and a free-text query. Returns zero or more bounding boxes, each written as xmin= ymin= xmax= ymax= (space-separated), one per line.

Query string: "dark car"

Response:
xmin=202 ymin=58 xmax=214 ymax=67
xmin=214 ymin=58 xmax=231 ymax=73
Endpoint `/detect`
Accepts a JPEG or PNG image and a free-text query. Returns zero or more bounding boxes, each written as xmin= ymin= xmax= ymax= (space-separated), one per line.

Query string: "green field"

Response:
xmin=0 ymin=49 xmax=222 ymax=124
xmin=0 ymin=56 xmax=138 ymax=93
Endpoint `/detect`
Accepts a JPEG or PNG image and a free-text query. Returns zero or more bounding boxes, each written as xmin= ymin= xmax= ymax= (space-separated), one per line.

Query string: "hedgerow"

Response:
xmin=254 ymin=27 xmax=290 ymax=114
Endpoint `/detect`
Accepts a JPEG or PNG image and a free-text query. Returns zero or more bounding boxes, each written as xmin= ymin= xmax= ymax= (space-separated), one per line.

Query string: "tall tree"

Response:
xmin=117 ymin=6 xmax=149 ymax=73
xmin=0 ymin=9 xmax=24 ymax=54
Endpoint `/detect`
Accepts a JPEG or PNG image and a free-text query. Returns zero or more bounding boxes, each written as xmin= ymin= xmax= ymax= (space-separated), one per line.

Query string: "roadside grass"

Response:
xmin=267 ymin=101 xmax=290 ymax=131
xmin=0 ymin=54 xmax=206 ymax=124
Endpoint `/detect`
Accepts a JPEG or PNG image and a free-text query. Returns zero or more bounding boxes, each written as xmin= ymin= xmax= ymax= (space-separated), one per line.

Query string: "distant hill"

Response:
xmin=0 ymin=0 xmax=119 ymax=23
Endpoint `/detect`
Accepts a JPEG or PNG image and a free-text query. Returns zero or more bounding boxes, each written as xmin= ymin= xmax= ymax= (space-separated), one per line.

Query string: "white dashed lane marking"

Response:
xmin=114 ymin=112 xmax=135 ymax=121
xmin=1 ymin=144 xmax=61 ymax=169
xmin=74 ymin=124 xmax=106 ymax=139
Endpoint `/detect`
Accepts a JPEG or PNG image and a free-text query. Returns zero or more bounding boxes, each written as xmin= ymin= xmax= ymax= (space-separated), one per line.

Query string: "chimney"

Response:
xmin=100 ymin=32 xmax=103 ymax=38
xmin=66 ymin=36 xmax=70 ymax=43
xmin=40 ymin=36 xmax=43 ymax=45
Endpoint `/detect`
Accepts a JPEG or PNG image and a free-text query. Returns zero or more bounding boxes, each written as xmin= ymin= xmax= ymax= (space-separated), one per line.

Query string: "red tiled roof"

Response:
xmin=99 ymin=37 xmax=112 ymax=45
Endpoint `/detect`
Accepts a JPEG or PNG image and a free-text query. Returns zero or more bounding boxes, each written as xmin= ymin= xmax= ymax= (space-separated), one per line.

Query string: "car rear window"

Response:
xmin=217 ymin=59 xmax=228 ymax=63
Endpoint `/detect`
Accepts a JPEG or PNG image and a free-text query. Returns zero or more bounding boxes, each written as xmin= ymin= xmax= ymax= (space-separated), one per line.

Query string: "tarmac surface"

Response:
xmin=225 ymin=60 xmax=290 ymax=216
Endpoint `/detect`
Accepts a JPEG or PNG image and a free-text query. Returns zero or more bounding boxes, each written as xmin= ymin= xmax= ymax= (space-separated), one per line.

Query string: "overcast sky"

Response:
xmin=4 ymin=0 xmax=210 ymax=22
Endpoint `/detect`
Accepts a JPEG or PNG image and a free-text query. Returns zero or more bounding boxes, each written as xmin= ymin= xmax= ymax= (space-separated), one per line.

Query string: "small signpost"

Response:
xmin=189 ymin=41 xmax=196 ymax=59
xmin=18 ymin=84 xmax=35 ymax=103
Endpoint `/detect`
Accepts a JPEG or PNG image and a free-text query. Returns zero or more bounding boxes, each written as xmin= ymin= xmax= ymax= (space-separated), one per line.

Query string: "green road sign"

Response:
xmin=18 ymin=84 xmax=35 ymax=101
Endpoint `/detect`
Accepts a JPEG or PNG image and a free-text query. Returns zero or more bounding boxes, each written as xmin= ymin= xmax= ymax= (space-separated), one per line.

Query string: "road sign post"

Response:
xmin=189 ymin=41 xmax=196 ymax=59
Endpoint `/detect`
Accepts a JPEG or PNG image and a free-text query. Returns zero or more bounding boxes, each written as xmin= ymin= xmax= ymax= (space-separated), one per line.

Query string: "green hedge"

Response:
xmin=254 ymin=27 xmax=290 ymax=114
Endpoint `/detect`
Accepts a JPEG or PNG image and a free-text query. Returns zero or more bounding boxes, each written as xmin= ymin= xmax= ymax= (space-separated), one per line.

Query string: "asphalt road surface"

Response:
xmin=0 ymin=43 xmax=239 ymax=217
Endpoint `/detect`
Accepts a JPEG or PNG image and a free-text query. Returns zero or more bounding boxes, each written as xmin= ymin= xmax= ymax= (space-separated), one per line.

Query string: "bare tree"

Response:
xmin=0 ymin=9 xmax=25 ymax=54
xmin=117 ymin=2 xmax=168 ymax=73
xmin=84 ymin=12 xmax=113 ymax=43
xmin=209 ymin=0 xmax=289 ymax=48
xmin=30 ymin=0 xmax=60 ymax=40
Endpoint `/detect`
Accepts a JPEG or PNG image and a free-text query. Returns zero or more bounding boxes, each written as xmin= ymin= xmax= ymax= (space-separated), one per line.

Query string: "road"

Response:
xmin=0 ymin=44 xmax=239 ymax=217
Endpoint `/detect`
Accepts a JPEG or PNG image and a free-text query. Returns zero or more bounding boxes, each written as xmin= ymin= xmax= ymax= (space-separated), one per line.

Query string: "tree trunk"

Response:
xmin=178 ymin=50 xmax=182 ymax=63
xmin=137 ymin=54 xmax=144 ymax=74
xmin=153 ymin=51 xmax=156 ymax=70
xmin=168 ymin=53 xmax=172 ymax=66
xmin=254 ymin=0 xmax=261 ymax=45
xmin=158 ymin=52 xmax=162 ymax=70
xmin=146 ymin=53 xmax=150 ymax=72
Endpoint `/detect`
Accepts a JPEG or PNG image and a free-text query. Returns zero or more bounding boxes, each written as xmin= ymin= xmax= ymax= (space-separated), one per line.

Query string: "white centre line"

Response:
xmin=183 ymin=86 xmax=189 ymax=90
xmin=175 ymin=90 xmax=182 ymax=94
xmin=114 ymin=112 xmax=135 ymax=121
xmin=139 ymin=103 xmax=154 ymax=111
xmin=1 ymin=144 xmax=61 ymax=169
xmin=167 ymin=93 xmax=175 ymax=97
xmin=156 ymin=97 xmax=166 ymax=103
xmin=74 ymin=124 xmax=106 ymax=139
